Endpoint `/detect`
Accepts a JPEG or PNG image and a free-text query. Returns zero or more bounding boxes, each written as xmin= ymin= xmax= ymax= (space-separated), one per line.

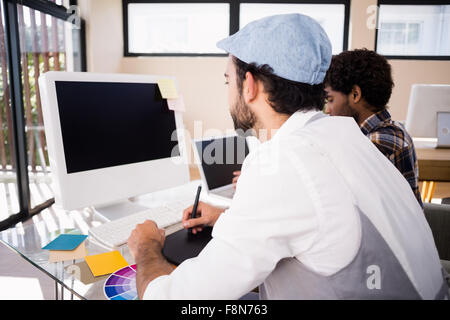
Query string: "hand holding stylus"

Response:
xmin=182 ymin=201 xmax=224 ymax=235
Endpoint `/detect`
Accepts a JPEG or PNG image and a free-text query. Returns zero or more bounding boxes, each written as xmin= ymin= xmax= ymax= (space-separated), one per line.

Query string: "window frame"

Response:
xmin=122 ymin=0 xmax=350 ymax=57
xmin=375 ymin=0 xmax=450 ymax=60
xmin=0 ymin=0 xmax=87 ymax=231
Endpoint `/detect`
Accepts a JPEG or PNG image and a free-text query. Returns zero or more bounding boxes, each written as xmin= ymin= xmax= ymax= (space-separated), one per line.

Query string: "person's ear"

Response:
xmin=351 ymin=85 xmax=363 ymax=104
xmin=243 ymin=71 xmax=258 ymax=103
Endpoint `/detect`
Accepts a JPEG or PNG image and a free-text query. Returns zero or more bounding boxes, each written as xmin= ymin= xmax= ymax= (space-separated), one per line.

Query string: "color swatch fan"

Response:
xmin=104 ymin=265 xmax=138 ymax=300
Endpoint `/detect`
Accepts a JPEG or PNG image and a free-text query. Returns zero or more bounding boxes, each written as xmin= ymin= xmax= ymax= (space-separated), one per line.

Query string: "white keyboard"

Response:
xmin=89 ymin=201 xmax=191 ymax=248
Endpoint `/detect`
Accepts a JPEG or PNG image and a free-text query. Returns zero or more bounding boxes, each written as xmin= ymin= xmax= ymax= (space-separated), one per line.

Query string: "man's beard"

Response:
xmin=230 ymin=95 xmax=257 ymax=137
xmin=338 ymin=100 xmax=359 ymax=123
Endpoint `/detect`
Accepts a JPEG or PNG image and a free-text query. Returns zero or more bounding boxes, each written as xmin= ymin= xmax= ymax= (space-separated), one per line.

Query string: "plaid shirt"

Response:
xmin=360 ymin=109 xmax=423 ymax=208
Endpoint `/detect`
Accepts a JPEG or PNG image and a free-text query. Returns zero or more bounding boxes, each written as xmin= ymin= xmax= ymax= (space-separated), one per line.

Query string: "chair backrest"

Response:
xmin=423 ymin=203 xmax=450 ymax=261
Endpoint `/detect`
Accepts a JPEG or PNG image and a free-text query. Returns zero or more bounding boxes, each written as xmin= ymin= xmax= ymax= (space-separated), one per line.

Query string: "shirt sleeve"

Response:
xmin=143 ymin=140 xmax=320 ymax=300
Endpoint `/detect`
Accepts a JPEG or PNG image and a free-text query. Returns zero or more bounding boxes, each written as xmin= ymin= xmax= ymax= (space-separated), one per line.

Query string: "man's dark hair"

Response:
xmin=233 ymin=56 xmax=326 ymax=115
xmin=324 ymin=49 xmax=394 ymax=112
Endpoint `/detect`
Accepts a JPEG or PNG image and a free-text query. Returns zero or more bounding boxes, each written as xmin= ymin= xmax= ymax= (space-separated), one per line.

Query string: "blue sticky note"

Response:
xmin=42 ymin=234 xmax=88 ymax=251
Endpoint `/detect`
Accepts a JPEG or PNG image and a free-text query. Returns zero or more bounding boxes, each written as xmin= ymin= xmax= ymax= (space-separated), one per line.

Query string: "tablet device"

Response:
xmin=162 ymin=227 xmax=213 ymax=265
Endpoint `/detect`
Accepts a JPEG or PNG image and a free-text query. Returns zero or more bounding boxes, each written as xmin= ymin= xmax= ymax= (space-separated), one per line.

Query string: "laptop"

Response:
xmin=162 ymin=136 xmax=250 ymax=265
xmin=437 ymin=112 xmax=450 ymax=148
xmin=193 ymin=135 xmax=250 ymax=201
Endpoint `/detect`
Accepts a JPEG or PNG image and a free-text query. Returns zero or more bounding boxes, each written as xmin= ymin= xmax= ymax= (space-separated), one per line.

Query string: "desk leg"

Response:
xmin=426 ymin=181 xmax=437 ymax=203
xmin=421 ymin=181 xmax=437 ymax=203
xmin=55 ymin=280 xmax=58 ymax=300
xmin=61 ymin=261 xmax=65 ymax=300
xmin=421 ymin=181 xmax=429 ymax=203
xmin=53 ymin=262 xmax=67 ymax=300
xmin=54 ymin=263 xmax=59 ymax=300
xmin=71 ymin=259 xmax=74 ymax=300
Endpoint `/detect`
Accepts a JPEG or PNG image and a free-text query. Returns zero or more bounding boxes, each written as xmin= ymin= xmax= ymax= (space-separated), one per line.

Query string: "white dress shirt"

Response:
xmin=143 ymin=110 xmax=442 ymax=300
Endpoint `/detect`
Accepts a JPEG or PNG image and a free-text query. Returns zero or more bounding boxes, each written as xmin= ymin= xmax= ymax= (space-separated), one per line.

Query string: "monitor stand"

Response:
xmin=93 ymin=200 xmax=150 ymax=222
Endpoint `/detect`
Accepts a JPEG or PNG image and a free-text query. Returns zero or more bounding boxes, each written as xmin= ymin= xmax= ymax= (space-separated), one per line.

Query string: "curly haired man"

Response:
xmin=324 ymin=49 xmax=422 ymax=207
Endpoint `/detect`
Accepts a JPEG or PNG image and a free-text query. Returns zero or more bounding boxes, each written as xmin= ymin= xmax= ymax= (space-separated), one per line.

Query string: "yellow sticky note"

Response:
xmin=157 ymin=79 xmax=178 ymax=99
xmin=85 ymin=251 xmax=128 ymax=277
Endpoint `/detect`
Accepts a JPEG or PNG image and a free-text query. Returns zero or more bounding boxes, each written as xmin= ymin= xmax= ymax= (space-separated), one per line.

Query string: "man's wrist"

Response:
xmin=136 ymin=239 xmax=164 ymax=264
xmin=135 ymin=239 xmax=174 ymax=299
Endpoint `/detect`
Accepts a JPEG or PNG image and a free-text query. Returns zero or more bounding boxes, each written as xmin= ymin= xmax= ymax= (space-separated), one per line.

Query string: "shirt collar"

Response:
xmin=272 ymin=110 xmax=326 ymax=140
xmin=360 ymin=109 xmax=391 ymax=135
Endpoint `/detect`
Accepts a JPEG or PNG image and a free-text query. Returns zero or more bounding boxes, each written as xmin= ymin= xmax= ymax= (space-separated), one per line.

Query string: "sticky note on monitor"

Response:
xmin=42 ymin=234 xmax=88 ymax=251
xmin=85 ymin=251 xmax=129 ymax=277
xmin=167 ymin=94 xmax=186 ymax=112
xmin=157 ymin=79 xmax=178 ymax=99
xmin=49 ymin=242 xmax=87 ymax=263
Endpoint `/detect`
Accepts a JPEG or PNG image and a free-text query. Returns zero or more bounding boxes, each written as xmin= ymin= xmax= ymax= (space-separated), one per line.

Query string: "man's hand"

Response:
xmin=128 ymin=220 xmax=165 ymax=261
xmin=232 ymin=171 xmax=241 ymax=189
xmin=182 ymin=202 xmax=224 ymax=235
xmin=128 ymin=220 xmax=173 ymax=299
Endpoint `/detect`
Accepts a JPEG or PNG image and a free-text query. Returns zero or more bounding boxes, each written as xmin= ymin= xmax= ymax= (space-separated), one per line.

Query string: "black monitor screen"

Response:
xmin=55 ymin=81 xmax=179 ymax=174
xmin=196 ymin=136 xmax=249 ymax=190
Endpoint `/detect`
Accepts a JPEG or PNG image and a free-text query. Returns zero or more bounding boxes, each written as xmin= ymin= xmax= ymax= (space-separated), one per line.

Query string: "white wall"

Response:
xmin=78 ymin=0 xmax=123 ymax=73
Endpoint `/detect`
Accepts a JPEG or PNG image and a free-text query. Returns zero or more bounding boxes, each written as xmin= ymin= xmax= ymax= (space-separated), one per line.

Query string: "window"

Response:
xmin=378 ymin=22 xmax=421 ymax=54
xmin=240 ymin=3 xmax=347 ymax=54
xmin=376 ymin=1 xmax=450 ymax=59
xmin=0 ymin=0 xmax=86 ymax=231
xmin=0 ymin=0 xmax=18 ymax=221
xmin=127 ymin=2 xmax=230 ymax=54
xmin=123 ymin=1 xmax=350 ymax=56
xmin=19 ymin=3 xmax=84 ymax=210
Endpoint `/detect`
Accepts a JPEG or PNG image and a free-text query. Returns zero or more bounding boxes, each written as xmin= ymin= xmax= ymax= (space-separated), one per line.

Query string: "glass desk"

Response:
xmin=0 ymin=180 xmax=222 ymax=300
xmin=0 ymin=209 xmax=188 ymax=300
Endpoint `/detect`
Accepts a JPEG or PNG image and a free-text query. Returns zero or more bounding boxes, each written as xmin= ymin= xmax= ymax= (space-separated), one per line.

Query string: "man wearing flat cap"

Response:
xmin=128 ymin=14 xmax=448 ymax=300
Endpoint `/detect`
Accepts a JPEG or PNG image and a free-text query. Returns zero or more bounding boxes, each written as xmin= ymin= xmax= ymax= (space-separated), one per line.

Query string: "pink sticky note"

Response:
xmin=167 ymin=94 xmax=186 ymax=112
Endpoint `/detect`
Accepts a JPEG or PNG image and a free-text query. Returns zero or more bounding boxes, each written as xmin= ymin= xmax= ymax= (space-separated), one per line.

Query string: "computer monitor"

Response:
xmin=405 ymin=84 xmax=450 ymax=143
xmin=39 ymin=72 xmax=190 ymax=212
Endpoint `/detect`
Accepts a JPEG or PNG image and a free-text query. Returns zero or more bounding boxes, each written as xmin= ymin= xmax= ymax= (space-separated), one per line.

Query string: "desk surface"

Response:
xmin=416 ymin=147 xmax=450 ymax=161
xmin=0 ymin=214 xmax=127 ymax=300
xmin=0 ymin=180 xmax=205 ymax=300
xmin=416 ymin=147 xmax=450 ymax=182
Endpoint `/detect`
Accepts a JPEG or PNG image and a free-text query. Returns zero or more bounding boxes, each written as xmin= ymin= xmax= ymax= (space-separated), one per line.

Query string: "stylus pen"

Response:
xmin=189 ymin=185 xmax=202 ymax=234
